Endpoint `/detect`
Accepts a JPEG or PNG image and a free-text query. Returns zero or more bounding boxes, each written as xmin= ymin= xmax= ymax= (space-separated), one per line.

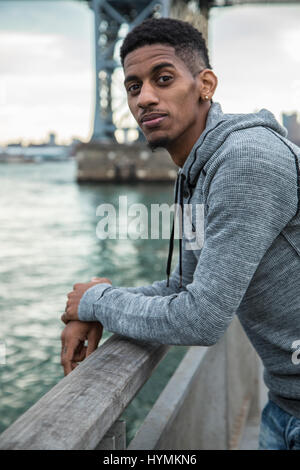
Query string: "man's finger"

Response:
xmin=60 ymin=332 xmax=66 ymax=369
xmin=61 ymin=337 xmax=80 ymax=376
xmin=73 ymin=283 xmax=84 ymax=290
xmin=86 ymin=324 xmax=103 ymax=356
xmin=61 ymin=313 xmax=68 ymax=324
xmin=72 ymin=340 xmax=86 ymax=362
xmin=62 ymin=354 xmax=73 ymax=376
xmin=73 ymin=345 xmax=87 ymax=363
xmin=61 ymin=344 xmax=73 ymax=376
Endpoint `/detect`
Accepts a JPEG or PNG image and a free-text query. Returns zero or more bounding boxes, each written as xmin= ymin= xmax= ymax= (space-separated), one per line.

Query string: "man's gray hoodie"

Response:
xmin=78 ymin=102 xmax=300 ymax=418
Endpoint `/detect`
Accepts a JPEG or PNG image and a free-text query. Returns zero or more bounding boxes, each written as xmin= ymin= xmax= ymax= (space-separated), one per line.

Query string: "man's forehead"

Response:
xmin=123 ymin=44 xmax=181 ymax=72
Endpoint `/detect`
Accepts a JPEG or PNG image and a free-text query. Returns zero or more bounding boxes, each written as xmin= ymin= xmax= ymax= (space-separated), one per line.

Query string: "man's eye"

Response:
xmin=158 ymin=76 xmax=172 ymax=84
xmin=127 ymin=84 xmax=140 ymax=93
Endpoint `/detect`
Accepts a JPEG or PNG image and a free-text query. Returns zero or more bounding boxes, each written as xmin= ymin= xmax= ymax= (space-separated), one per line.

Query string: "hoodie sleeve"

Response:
xmin=78 ymin=250 xmax=198 ymax=318
xmin=78 ymin=147 xmax=298 ymax=346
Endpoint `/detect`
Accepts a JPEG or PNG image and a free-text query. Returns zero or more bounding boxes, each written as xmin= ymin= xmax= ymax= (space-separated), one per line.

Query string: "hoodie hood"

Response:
xmin=166 ymin=102 xmax=289 ymax=287
xmin=180 ymin=102 xmax=288 ymax=188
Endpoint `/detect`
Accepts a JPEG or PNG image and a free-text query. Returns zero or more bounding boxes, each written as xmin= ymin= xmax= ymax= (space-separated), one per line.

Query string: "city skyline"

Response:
xmin=0 ymin=1 xmax=300 ymax=146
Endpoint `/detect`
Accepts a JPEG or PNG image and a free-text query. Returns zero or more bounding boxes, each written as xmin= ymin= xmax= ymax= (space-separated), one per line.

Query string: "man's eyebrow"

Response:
xmin=151 ymin=62 xmax=176 ymax=73
xmin=124 ymin=62 xmax=176 ymax=86
xmin=124 ymin=74 xmax=139 ymax=86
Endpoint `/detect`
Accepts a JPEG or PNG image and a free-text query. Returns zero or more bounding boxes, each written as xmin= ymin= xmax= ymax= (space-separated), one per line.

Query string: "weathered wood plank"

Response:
xmin=0 ymin=335 xmax=169 ymax=450
xmin=128 ymin=343 xmax=227 ymax=450
xmin=226 ymin=318 xmax=260 ymax=450
xmin=128 ymin=317 xmax=260 ymax=450
xmin=96 ymin=419 xmax=126 ymax=450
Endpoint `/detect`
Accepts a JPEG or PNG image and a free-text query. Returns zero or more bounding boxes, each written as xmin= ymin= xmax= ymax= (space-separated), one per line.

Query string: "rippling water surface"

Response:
xmin=0 ymin=160 xmax=187 ymax=443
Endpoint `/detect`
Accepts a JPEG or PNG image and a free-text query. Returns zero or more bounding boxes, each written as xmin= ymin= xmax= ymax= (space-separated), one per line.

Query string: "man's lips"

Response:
xmin=140 ymin=113 xmax=168 ymax=128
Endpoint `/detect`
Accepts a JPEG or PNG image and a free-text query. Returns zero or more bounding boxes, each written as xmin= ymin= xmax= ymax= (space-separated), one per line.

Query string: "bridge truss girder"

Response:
xmin=90 ymin=0 xmax=172 ymax=142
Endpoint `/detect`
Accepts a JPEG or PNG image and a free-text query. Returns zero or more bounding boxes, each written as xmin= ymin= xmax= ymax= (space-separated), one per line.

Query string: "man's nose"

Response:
xmin=137 ymin=83 xmax=159 ymax=108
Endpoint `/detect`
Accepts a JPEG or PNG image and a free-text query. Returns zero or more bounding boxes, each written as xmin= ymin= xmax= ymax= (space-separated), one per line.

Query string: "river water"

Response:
xmin=0 ymin=160 xmax=187 ymax=444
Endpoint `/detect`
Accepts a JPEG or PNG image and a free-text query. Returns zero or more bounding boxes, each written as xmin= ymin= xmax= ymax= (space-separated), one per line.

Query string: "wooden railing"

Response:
xmin=0 ymin=317 xmax=261 ymax=450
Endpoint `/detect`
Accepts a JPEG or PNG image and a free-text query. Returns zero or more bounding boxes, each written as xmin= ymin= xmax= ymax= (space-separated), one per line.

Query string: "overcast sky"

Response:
xmin=0 ymin=0 xmax=299 ymax=145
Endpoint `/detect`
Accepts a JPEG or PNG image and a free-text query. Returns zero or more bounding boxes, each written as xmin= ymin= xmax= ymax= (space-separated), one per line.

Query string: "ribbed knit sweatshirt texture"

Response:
xmin=78 ymin=102 xmax=300 ymax=418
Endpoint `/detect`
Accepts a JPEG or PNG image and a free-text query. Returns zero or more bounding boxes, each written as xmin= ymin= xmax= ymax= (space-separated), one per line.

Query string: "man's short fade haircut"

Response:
xmin=120 ymin=17 xmax=212 ymax=75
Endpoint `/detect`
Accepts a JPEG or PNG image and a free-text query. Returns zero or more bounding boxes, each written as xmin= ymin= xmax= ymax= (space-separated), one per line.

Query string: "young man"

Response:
xmin=61 ymin=18 xmax=300 ymax=450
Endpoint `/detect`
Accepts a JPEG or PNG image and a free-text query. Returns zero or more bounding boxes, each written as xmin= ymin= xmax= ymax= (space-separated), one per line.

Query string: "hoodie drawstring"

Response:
xmin=166 ymin=172 xmax=185 ymax=288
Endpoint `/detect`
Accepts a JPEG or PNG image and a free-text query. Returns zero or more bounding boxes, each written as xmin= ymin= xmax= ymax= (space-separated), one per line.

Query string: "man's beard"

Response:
xmin=147 ymin=136 xmax=170 ymax=152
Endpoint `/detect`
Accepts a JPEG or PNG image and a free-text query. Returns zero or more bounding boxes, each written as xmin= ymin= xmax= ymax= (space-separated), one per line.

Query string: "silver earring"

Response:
xmin=205 ymin=95 xmax=209 ymax=100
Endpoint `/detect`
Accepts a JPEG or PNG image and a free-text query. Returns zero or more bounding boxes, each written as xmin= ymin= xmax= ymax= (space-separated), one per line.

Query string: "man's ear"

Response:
xmin=197 ymin=69 xmax=218 ymax=102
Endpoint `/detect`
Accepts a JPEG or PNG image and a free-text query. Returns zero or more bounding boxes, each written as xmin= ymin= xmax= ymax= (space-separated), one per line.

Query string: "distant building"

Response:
xmin=48 ymin=133 xmax=56 ymax=146
xmin=282 ymin=112 xmax=300 ymax=146
xmin=7 ymin=142 xmax=23 ymax=148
